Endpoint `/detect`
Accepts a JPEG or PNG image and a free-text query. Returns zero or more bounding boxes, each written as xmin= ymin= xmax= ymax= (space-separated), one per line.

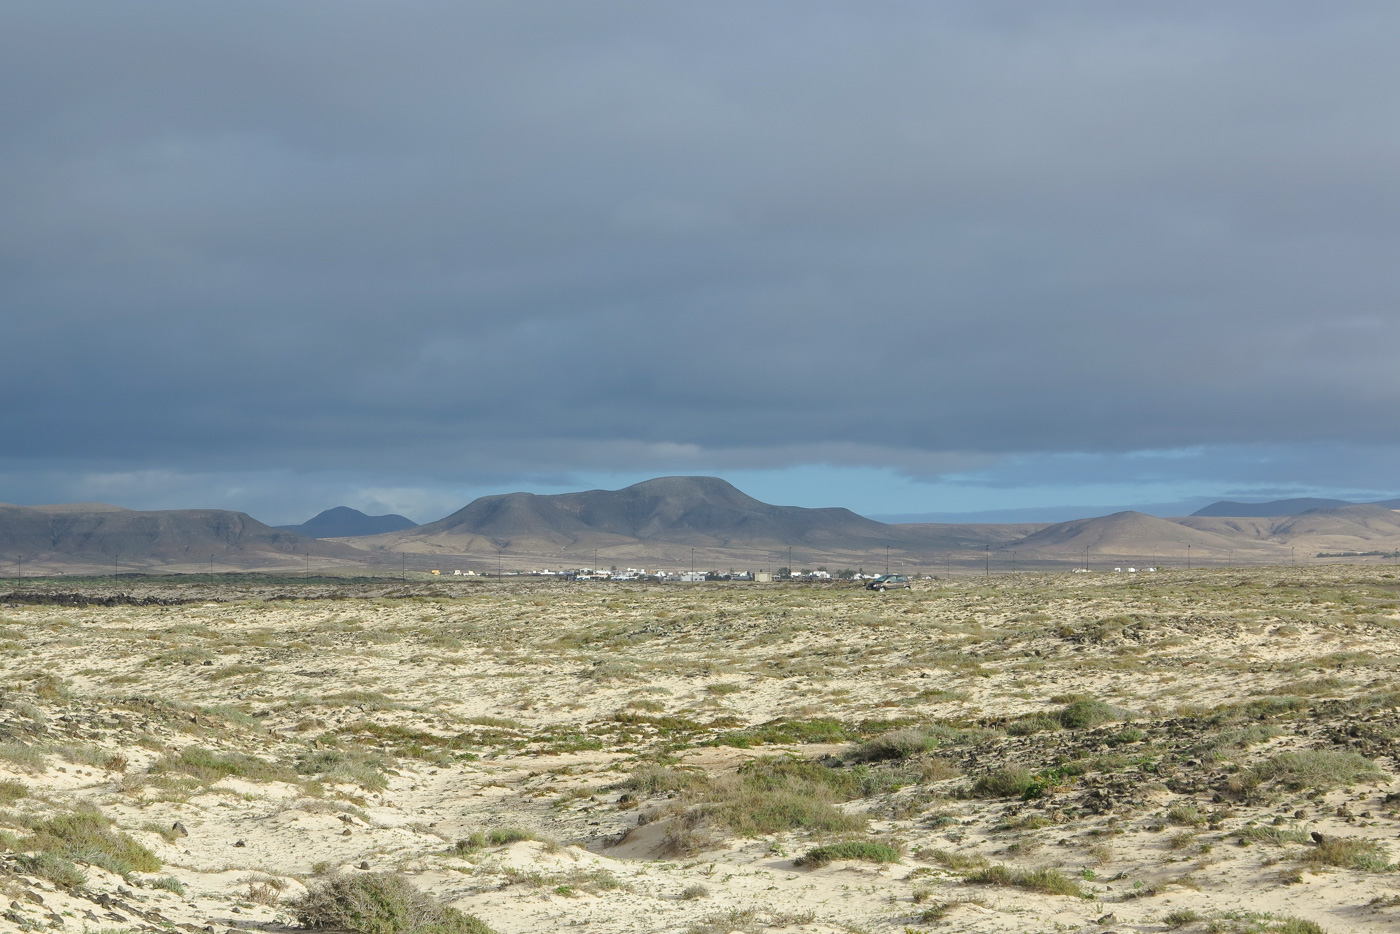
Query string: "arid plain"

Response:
xmin=3 ymin=568 xmax=1400 ymax=933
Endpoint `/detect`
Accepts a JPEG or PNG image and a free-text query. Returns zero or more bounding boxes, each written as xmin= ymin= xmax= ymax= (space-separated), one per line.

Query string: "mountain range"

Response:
xmin=3 ymin=478 xmax=1399 ymax=575
xmin=1191 ymin=497 xmax=1400 ymax=517
xmin=277 ymin=506 xmax=418 ymax=538
xmin=0 ymin=502 xmax=361 ymax=574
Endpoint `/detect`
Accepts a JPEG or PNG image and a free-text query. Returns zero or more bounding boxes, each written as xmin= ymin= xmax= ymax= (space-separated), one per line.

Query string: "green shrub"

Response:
xmin=923 ymin=849 xmax=989 ymax=872
xmin=486 ymin=828 xmax=534 ymax=846
xmin=1057 ymin=698 xmax=1127 ymax=730
xmin=618 ymin=764 xmax=708 ymax=796
xmin=26 ymin=805 xmax=161 ymax=876
xmin=848 ymin=727 xmax=939 ymax=762
xmin=1273 ymin=919 xmax=1327 ymax=934
xmin=654 ymin=756 xmax=869 ymax=851
xmin=293 ymin=872 xmax=495 ymax=934
xmin=969 ymin=766 xmax=1036 ymax=799
xmin=453 ymin=827 xmax=534 ymax=853
xmin=712 ymin=718 xmax=854 ymax=747
xmin=1006 ymin=714 xmax=1058 ymax=736
xmin=966 ymin=864 xmax=1083 ymax=897
xmin=1165 ymin=804 xmax=1206 ymax=827
xmin=154 ymin=746 xmax=296 ymax=786
xmin=1241 ymin=824 xmax=1310 ymax=845
xmin=794 ymin=840 xmax=900 ymax=868
xmin=1303 ymin=837 xmax=1394 ymax=871
xmin=0 ymin=742 xmax=47 ymax=772
xmin=152 ymin=875 xmax=186 ymax=896
xmin=1252 ymin=750 xmax=1384 ymax=792
xmin=294 ymin=748 xmax=389 ymax=791
xmin=15 ymin=852 xmax=86 ymax=887
xmin=1164 ymin=908 xmax=1201 ymax=927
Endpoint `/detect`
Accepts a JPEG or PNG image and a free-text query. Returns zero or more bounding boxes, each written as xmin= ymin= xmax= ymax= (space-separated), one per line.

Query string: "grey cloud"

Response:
xmin=3 ymin=2 xmax=1399 ymax=507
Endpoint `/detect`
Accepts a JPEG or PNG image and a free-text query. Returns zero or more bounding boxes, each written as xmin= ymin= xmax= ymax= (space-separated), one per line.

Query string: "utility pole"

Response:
xmin=210 ymin=556 xmax=214 ymax=586
xmin=1187 ymin=545 xmax=1191 ymax=571
xmin=16 ymin=555 xmax=21 ymax=580
xmin=691 ymin=548 xmax=695 ymax=575
xmin=497 ymin=549 xmax=502 ymax=580
xmin=885 ymin=545 xmax=889 ymax=574
xmin=114 ymin=554 xmax=118 ymax=578
xmin=401 ymin=553 xmax=405 ymax=581
xmin=1291 ymin=546 xmax=1295 ymax=567
xmin=985 ymin=545 xmax=990 ymax=577
xmin=305 ymin=553 xmax=310 ymax=580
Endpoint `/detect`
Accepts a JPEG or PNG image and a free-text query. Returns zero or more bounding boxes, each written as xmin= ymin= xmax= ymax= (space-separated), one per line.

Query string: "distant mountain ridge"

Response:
xmin=8 ymin=479 xmax=1400 ymax=571
xmin=0 ymin=503 xmax=361 ymax=571
xmin=370 ymin=476 xmax=902 ymax=555
xmin=277 ymin=506 xmax=418 ymax=538
xmin=1193 ymin=497 xmax=1400 ymax=517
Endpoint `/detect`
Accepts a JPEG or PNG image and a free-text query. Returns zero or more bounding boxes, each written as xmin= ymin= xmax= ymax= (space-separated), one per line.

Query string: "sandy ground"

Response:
xmin=2 ymin=568 xmax=1400 ymax=933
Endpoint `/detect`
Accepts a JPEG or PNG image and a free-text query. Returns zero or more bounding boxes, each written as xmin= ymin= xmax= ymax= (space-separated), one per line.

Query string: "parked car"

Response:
xmin=866 ymin=574 xmax=910 ymax=591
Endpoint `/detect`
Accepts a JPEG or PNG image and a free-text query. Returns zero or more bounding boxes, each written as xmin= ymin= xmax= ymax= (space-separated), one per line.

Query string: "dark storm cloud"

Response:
xmin=3 ymin=2 xmax=1399 ymax=495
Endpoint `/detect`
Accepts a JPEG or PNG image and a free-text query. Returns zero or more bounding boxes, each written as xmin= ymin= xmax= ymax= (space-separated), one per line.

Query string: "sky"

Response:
xmin=3 ymin=2 xmax=1400 ymax=526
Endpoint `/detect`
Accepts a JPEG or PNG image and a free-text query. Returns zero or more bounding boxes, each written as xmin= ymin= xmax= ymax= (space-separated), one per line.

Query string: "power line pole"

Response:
xmin=984 ymin=545 xmax=990 ymax=577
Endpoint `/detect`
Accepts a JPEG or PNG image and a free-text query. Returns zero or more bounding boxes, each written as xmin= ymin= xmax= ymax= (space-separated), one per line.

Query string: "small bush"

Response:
xmin=0 ymin=742 xmax=47 ymax=772
xmin=1273 ymin=919 xmax=1327 ymax=934
xmin=619 ymin=764 xmax=708 ymax=796
xmin=454 ymin=827 xmax=535 ymax=853
xmin=15 ymin=852 xmax=86 ymax=887
xmin=966 ymin=864 xmax=1083 ymax=897
xmin=0 ymin=779 xmax=27 ymax=803
xmin=969 ymin=766 xmax=1036 ymax=799
xmin=295 ymin=748 xmax=389 ymax=791
xmin=1165 ymin=804 xmax=1206 ymax=827
xmin=26 ymin=805 xmax=161 ymax=877
xmin=1164 ymin=908 xmax=1201 ymax=927
xmin=1057 ymin=698 xmax=1127 ymax=730
xmin=1006 ymin=714 xmax=1058 ymax=736
xmin=794 ymin=840 xmax=900 ymax=868
xmin=647 ymin=755 xmax=871 ymax=853
xmin=712 ymin=718 xmax=854 ymax=747
xmin=1252 ymin=750 xmax=1384 ymax=792
xmin=1303 ymin=837 xmax=1394 ymax=872
xmin=154 ymin=746 xmax=296 ymax=786
xmin=924 ymin=848 xmax=989 ymax=872
xmin=679 ymin=883 xmax=710 ymax=900
xmin=1242 ymin=825 xmax=1310 ymax=846
xmin=242 ymin=873 xmax=288 ymax=905
xmin=848 ymin=727 xmax=938 ymax=762
xmin=294 ymin=872 xmax=495 ymax=934
xmin=152 ymin=875 xmax=186 ymax=896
